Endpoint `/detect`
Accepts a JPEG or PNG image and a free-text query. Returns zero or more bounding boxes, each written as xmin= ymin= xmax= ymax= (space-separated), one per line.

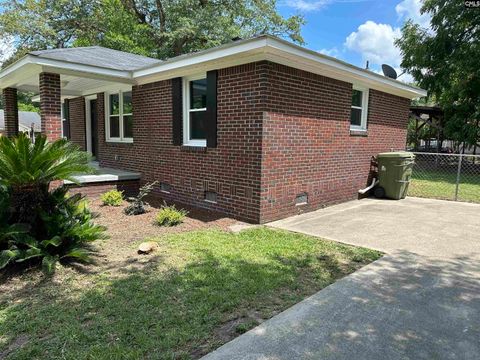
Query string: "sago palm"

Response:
xmin=0 ymin=133 xmax=93 ymax=188
xmin=0 ymin=133 xmax=94 ymax=223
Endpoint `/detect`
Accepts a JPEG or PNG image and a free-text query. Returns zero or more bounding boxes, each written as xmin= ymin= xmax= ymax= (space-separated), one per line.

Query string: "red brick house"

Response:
xmin=0 ymin=35 xmax=426 ymax=223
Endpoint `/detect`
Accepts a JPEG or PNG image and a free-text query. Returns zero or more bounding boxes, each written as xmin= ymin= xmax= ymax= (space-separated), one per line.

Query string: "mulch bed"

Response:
xmin=0 ymin=197 xmax=240 ymax=289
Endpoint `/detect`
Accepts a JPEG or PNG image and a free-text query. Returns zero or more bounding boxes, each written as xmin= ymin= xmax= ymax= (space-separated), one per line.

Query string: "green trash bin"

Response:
xmin=375 ymin=152 xmax=415 ymax=200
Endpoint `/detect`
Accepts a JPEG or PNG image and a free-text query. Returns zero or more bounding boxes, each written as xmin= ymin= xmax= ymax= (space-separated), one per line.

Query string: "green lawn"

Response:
xmin=409 ymin=168 xmax=480 ymax=203
xmin=0 ymin=228 xmax=381 ymax=360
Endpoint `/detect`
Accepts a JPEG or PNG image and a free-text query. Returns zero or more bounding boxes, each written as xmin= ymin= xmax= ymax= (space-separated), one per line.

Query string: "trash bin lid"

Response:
xmin=377 ymin=151 xmax=415 ymax=159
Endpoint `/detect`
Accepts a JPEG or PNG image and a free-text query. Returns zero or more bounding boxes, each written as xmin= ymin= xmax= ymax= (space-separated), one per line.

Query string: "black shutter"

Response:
xmin=206 ymin=70 xmax=218 ymax=148
xmin=172 ymin=77 xmax=182 ymax=146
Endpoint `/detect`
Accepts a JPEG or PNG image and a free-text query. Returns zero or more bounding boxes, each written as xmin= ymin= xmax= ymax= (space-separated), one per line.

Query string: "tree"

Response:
xmin=0 ymin=0 xmax=304 ymax=64
xmin=0 ymin=92 xmax=40 ymax=113
xmin=395 ymin=0 xmax=480 ymax=148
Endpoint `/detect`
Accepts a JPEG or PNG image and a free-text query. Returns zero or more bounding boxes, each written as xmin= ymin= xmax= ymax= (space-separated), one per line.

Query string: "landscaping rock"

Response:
xmin=137 ymin=241 xmax=158 ymax=254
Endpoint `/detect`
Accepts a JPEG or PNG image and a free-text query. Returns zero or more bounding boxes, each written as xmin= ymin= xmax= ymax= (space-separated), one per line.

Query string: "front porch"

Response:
xmin=65 ymin=162 xmax=141 ymax=198
xmin=0 ymin=47 xmax=149 ymax=197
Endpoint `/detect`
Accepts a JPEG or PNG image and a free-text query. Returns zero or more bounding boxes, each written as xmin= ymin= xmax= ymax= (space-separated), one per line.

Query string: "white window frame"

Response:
xmin=350 ymin=86 xmax=369 ymax=131
xmin=105 ymin=89 xmax=133 ymax=143
xmin=61 ymin=101 xmax=66 ymax=139
xmin=183 ymin=74 xmax=207 ymax=147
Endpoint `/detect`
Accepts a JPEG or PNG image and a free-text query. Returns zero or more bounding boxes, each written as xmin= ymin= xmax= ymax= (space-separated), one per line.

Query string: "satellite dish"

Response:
xmin=382 ymin=64 xmax=397 ymax=79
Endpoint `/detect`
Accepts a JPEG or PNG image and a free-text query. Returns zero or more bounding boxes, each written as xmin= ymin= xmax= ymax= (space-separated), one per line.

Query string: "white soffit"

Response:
xmin=1 ymin=35 xmax=427 ymax=100
xmin=133 ymin=36 xmax=426 ymax=99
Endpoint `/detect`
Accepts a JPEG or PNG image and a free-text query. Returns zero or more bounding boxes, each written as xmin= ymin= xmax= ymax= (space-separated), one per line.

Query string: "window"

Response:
xmin=106 ymin=90 xmax=133 ymax=142
xmin=183 ymin=75 xmax=207 ymax=146
xmin=350 ymin=87 xmax=369 ymax=131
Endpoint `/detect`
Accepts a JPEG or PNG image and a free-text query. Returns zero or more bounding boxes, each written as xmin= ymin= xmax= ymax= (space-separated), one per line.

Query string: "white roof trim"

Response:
xmin=2 ymin=55 xmax=133 ymax=80
xmin=0 ymin=35 xmax=426 ymax=99
xmin=0 ymin=54 xmax=134 ymax=89
xmin=132 ymin=36 xmax=425 ymax=99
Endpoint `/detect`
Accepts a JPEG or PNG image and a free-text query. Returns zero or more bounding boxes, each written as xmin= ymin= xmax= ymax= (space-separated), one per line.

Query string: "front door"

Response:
xmin=90 ymin=99 xmax=98 ymax=158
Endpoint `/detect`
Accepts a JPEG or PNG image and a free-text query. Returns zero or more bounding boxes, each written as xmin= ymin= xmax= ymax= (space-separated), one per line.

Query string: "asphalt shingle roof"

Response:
xmin=29 ymin=46 xmax=161 ymax=71
xmin=0 ymin=110 xmax=41 ymax=131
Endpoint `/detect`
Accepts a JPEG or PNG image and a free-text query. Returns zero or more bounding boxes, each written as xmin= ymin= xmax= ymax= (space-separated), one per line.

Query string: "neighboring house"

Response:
xmin=0 ymin=35 xmax=426 ymax=223
xmin=0 ymin=110 xmax=41 ymax=137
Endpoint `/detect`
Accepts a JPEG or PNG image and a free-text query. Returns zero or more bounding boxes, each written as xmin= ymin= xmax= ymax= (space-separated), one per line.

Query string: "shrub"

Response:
xmin=100 ymin=190 xmax=123 ymax=206
xmin=124 ymin=181 xmax=158 ymax=216
xmin=0 ymin=134 xmax=106 ymax=274
xmin=155 ymin=203 xmax=188 ymax=227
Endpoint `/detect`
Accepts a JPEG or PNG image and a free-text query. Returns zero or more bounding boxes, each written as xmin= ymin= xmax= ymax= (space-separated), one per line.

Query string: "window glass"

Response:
xmin=123 ymin=91 xmax=132 ymax=114
xmin=123 ymin=115 xmax=133 ymax=138
xmin=189 ymin=111 xmax=206 ymax=140
xmin=352 ymin=90 xmax=362 ymax=107
xmin=110 ymin=93 xmax=120 ymax=115
xmin=350 ymin=108 xmax=362 ymax=126
xmin=110 ymin=116 xmax=120 ymax=138
xmin=190 ymin=78 xmax=207 ymax=109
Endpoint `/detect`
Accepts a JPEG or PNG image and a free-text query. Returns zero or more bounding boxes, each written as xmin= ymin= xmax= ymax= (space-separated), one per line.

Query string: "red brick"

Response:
xmin=65 ymin=61 xmax=410 ymax=223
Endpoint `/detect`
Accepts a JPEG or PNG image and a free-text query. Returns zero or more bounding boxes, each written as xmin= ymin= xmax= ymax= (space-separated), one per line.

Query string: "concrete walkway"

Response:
xmin=202 ymin=198 xmax=480 ymax=360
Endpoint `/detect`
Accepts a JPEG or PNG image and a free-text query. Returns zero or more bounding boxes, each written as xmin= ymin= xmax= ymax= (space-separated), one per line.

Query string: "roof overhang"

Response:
xmin=133 ymin=36 xmax=427 ymax=99
xmin=0 ymin=54 xmax=134 ymax=95
xmin=0 ymin=35 xmax=427 ymax=100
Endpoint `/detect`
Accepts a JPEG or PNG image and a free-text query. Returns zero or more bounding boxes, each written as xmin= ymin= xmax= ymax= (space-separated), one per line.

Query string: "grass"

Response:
xmin=409 ymin=168 xmax=480 ymax=203
xmin=0 ymin=227 xmax=381 ymax=359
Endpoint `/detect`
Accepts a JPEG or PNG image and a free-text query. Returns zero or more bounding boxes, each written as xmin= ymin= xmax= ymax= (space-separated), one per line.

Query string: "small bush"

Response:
xmin=155 ymin=204 xmax=188 ymax=227
xmin=124 ymin=181 xmax=157 ymax=216
xmin=100 ymin=190 xmax=123 ymax=206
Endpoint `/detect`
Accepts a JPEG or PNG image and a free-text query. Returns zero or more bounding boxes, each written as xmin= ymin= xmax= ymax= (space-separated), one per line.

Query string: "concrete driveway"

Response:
xmin=202 ymin=197 xmax=480 ymax=360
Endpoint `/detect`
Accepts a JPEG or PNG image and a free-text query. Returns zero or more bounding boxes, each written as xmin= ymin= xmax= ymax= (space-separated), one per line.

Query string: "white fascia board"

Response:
xmin=264 ymin=37 xmax=427 ymax=99
xmin=133 ymin=37 xmax=268 ymax=82
xmin=0 ymin=55 xmax=35 ymax=80
xmin=133 ymin=35 xmax=426 ymax=99
xmin=0 ymin=55 xmax=135 ymax=88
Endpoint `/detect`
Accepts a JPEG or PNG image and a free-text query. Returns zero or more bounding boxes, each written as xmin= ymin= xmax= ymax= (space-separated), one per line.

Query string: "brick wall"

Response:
xmin=67 ymin=61 xmax=410 ymax=223
xmin=260 ymin=63 xmax=410 ymax=222
xmin=39 ymin=72 xmax=62 ymax=141
xmin=2 ymin=88 xmax=18 ymax=137
xmin=66 ymin=180 xmax=140 ymax=198
xmin=68 ymin=97 xmax=86 ymax=150
xmin=96 ymin=62 xmax=268 ymax=222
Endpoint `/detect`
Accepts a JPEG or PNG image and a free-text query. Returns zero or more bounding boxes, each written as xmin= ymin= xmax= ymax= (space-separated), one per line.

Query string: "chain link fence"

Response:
xmin=408 ymin=152 xmax=480 ymax=203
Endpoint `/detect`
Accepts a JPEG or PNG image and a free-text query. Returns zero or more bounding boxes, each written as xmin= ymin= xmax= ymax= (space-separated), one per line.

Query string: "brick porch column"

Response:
xmin=2 ymin=88 xmax=19 ymax=137
xmin=39 ymin=72 xmax=62 ymax=141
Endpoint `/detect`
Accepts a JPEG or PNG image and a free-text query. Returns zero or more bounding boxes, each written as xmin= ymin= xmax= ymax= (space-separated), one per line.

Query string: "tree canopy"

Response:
xmin=396 ymin=0 xmax=480 ymax=147
xmin=0 ymin=0 xmax=304 ymax=64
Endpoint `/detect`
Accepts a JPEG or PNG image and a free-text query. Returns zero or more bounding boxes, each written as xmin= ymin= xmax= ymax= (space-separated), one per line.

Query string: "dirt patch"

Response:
xmin=0 ymin=334 xmax=29 ymax=359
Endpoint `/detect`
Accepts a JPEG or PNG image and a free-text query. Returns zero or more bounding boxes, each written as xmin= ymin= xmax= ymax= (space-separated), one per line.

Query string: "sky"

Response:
xmin=0 ymin=0 xmax=430 ymax=82
xmin=278 ymin=0 xmax=431 ymax=82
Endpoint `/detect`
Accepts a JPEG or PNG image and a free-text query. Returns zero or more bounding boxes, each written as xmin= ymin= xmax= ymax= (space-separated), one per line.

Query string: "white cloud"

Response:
xmin=0 ymin=36 xmax=15 ymax=65
xmin=285 ymin=0 xmax=330 ymax=11
xmin=285 ymin=0 xmax=370 ymax=12
xmin=395 ymin=0 xmax=431 ymax=28
xmin=345 ymin=21 xmax=402 ymax=66
xmin=318 ymin=47 xmax=340 ymax=58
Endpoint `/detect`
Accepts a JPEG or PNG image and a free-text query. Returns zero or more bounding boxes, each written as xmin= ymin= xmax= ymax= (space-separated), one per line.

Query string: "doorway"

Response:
xmin=85 ymin=96 xmax=98 ymax=159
